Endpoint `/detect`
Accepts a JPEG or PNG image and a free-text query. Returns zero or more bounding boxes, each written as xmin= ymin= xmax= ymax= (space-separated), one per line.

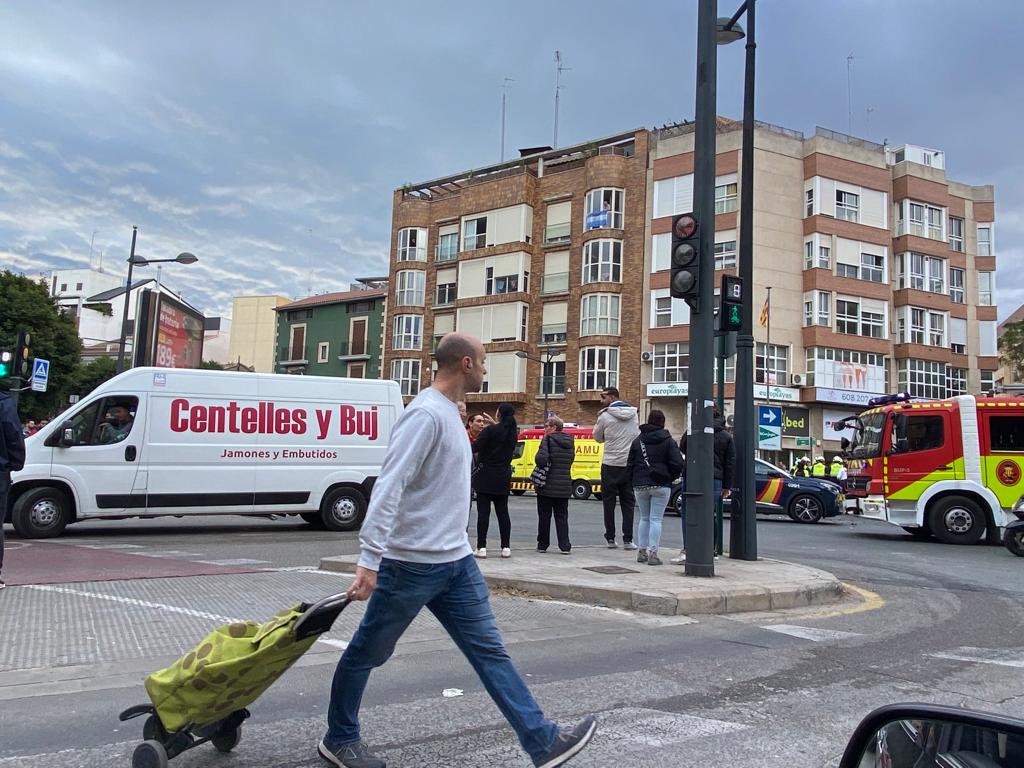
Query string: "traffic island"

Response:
xmin=319 ymin=547 xmax=845 ymax=617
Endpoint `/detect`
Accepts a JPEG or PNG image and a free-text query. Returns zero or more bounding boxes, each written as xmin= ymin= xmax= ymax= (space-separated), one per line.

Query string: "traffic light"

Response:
xmin=719 ymin=274 xmax=744 ymax=333
xmin=14 ymin=330 xmax=31 ymax=378
xmin=670 ymin=213 xmax=701 ymax=309
xmin=0 ymin=350 xmax=12 ymax=379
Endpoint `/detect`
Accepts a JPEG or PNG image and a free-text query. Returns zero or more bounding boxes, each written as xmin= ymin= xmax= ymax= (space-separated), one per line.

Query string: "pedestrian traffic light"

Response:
xmin=719 ymin=274 xmax=744 ymax=332
xmin=670 ymin=213 xmax=701 ymax=309
xmin=14 ymin=330 xmax=31 ymax=378
xmin=0 ymin=350 xmax=12 ymax=379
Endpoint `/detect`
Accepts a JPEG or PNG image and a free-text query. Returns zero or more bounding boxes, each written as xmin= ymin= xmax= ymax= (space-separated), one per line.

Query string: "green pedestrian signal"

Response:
xmin=0 ymin=350 xmax=12 ymax=379
xmin=719 ymin=274 xmax=744 ymax=332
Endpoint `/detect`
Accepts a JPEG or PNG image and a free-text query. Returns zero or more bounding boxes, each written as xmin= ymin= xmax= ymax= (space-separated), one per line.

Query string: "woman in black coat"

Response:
xmin=473 ymin=402 xmax=517 ymax=559
xmin=534 ymin=416 xmax=575 ymax=554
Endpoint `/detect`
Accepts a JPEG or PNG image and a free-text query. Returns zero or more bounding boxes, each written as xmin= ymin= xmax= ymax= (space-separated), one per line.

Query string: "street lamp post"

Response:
xmin=515 ymin=348 xmax=557 ymax=425
xmin=114 ymin=226 xmax=198 ymax=373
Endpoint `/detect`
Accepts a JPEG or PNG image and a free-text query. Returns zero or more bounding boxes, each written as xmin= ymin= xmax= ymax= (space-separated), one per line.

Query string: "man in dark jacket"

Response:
xmin=627 ymin=410 xmax=683 ymax=566
xmin=1 ymin=390 xmax=27 ymax=590
xmin=673 ymin=411 xmax=735 ymax=564
xmin=534 ymin=416 xmax=575 ymax=554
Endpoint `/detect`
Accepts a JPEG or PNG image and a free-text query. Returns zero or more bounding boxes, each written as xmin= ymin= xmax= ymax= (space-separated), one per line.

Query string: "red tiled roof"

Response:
xmin=275 ymin=288 xmax=387 ymax=311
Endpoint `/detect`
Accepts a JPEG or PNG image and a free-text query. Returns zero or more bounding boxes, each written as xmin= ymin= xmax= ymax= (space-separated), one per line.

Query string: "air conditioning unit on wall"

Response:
xmin=640 ymin=351 xmax=653 ymax=363
xmin=790 ymin=373 xmax=807 ymax=387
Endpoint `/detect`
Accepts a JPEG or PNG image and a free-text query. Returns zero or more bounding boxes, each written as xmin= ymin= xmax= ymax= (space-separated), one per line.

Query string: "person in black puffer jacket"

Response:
xmin=627 ymin=410 xmax=683 ymax=566
xmin=534 ymin=416 xmax=575 ymax=554
xmin=473 ymin=402 xmax=518 ymax=559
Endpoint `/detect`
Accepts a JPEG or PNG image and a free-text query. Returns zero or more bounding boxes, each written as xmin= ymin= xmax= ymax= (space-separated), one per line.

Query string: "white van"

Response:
xmin=7 ymin=367 xmax=404 ymax=538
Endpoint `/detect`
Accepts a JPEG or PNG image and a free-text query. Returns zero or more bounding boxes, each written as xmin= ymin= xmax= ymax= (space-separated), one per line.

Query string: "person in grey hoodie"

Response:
xmin=593 ymin=386 xmax=640 ymax=549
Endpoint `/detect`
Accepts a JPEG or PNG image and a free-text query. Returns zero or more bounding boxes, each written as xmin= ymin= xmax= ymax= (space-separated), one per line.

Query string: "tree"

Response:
xmin=999 ymin=320 xmax=1024 ymax=382
xmin=68 ymin=357 xmax=118 ymax=399
xmin=0 ymin=270 xmax=83 ymax=420
xmin=200 ymin=359 xmax=225 ymax=370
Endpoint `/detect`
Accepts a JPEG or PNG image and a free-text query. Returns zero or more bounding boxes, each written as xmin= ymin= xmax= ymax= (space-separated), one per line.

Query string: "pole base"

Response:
xmin=683 ymin=562 xmax=715 ymax=577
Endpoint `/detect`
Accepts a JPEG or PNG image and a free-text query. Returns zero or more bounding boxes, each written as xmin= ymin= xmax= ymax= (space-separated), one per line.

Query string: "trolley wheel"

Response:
xmin=211 ymin=725 xmax=242 ymax=753
xmin=142 ymin=715 xmax=166 ymax=743
xmin=132 ymin=740 xmax=169 ymax=768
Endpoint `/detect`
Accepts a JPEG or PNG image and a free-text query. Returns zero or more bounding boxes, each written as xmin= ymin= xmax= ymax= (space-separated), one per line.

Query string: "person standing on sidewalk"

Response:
xmin=534 ymin=416 xmax=574 ymax=554
xmin=593 ymin=386 xmax=639 ymax=550
xmin=627 ymin=410 xmax=683 ymax=567
xmin=0 ymin=389 xmax=26 ymax=590
xmin=672 ymin=411 xmax=735 ymax=565
xmin=473 ymin=402 xmax=517 ymax=559
xmin=319 ymin=333 xmax=596 ymax=768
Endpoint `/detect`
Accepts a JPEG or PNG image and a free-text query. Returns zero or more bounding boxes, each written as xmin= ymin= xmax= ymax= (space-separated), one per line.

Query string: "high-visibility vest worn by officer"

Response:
xmin=830 ymin=458 xmax=847 ymax=480
xmin=811 ymin=460 xmax=827 ymax=478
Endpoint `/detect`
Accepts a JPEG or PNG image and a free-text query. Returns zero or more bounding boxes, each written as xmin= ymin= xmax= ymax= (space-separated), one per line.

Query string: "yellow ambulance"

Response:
xmin=510 ymin=426 xmax=604 ymax=499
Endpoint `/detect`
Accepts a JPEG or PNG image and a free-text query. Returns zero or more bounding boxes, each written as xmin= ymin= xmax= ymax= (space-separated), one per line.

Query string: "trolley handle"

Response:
xmin=294 ymin=593 xmax=350 ymax=640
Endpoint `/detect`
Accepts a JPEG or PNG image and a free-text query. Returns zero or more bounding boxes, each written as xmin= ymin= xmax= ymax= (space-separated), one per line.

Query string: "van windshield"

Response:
xmin=855 ymin=412 xmax=888 ymax=459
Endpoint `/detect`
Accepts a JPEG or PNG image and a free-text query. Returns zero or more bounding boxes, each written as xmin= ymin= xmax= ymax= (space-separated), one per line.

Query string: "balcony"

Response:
xmin=337 ymin=341 xmax=370 ymax=360
xmin=540 ymin=375 xmax=566 ymax=395
xmin=278 ymin=346 xmax=308 ymax=369
xmin=541 ymin=272 xmax=569 ymax=295
xmin=540 ymin=324 xmax=568 ymax=345
xmin=544 ymin=223 xmax=571 ymax=245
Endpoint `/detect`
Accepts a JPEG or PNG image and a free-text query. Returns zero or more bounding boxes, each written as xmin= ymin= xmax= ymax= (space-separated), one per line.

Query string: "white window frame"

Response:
xmin=836 ymin=190 xmax=860 ymax=222
xmin=946 ymin=366 xmax=967 ymax=396
xmin=805 ymin=188 xmax=814 ymax=218
xmin=714 ymin=181 xmax=738 ymax=214
xmin=898 ymin=359 xmax=945 ymax=400
xmin=485 ymin=266 xmax=527 ymax=296
xmin=803 ymin=290 xmax=831 ymax=327
xmin=392 ymin=315 xmax=423 ymax=351
xmin=755 ymin=343 xmax=788 ymax=386
xmin=927 ymin=205 xmax=944 ymax=240
xmin=652 ymin=342 xmax=688 ymax=383
xmin=978 ymin=272 xmax=994 ymax=306
xmin=397 ymin=227 xmax=427 ymax=262
xmin=436 ymin=231 xmax=459 ymax=261
xmin=463 ymin=216 xmax=488 ymax=251
xmin=949 ymin=267 xmax=965 ymax=304
xmin=391 ymin=358 xmax=421 ymax=396
xmin=582 ymin=239 xmax=622 ymax=284
xmin=579 ymin=346 xmax=619 ymax=391
xmin=654 ymin=296 xmax=672 ymax=328
xmin=395 ymin=270 xmax=425 ymax=306
xmin=317 ymin=341 xmax=330 ymax=363
xmin=584 ymin=188 xmax=624 ymax=230
xmin=580 ymin=293 xmax=620 ymax=337
xmin=714 ymin=239 xmax=737 ymax=270
xmin=928 ymin=312 xmax=946 ymax=347
xmin=948 ymin=217 xmax=964 ymax=252
xmin=435 ymin=276 xmax=457 ymax=306
xmin=977 ymin=225 xmax=993 ymax=256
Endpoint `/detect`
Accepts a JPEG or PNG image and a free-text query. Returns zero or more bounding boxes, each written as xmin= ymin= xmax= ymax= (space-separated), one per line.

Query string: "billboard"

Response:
xmin=134 ymin=289 xmax=205 ymax=369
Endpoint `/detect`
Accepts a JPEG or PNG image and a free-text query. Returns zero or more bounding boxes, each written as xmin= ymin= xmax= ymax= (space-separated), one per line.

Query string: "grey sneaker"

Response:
xmin=636 ymin=549 xmax=648 ymax=563
xmin=318 ymin=739 xmax=386 ymax=768
xmin=535 ymin=716 xmax=597 ymax=768
xmin=605 ymin=538 xmax=618 ymax=548
xmin=623 ymin=541 xmax=638 ymax=551
xmin=647 ymin=549 xmax=663 ymax=566
xmin=669 ymin=550 xmax=686 ymax=565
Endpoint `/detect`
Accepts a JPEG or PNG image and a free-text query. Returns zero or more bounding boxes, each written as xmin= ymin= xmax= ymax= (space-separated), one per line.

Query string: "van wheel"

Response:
xmin=928 ymin=496 xmax=985 ymax=545
xmin=571 ymin=480 xmax=592 ymax=500
xmin=300 ymin=513 xmax=326 ymax=529
xmin=12 ymin=487 xmax=71 ymax=538
xmin=320 ymin=488 xmax=367 ymax=532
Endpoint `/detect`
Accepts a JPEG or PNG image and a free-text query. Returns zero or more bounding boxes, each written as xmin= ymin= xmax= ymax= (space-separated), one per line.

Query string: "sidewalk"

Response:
xmin=320 ymin=546 xmax=845 ymax=617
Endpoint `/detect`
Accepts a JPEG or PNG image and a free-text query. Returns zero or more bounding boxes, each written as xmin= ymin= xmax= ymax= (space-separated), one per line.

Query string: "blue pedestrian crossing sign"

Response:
xmin=757 ymin=405 xmax=782 ymax=450
xmin=31 ymin=358 xmax=49 ymax=393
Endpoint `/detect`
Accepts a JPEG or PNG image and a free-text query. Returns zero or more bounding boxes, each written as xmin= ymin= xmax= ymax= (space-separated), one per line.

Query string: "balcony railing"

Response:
xmin=544 ymin=223 xmax=571 ymax=244
xmin=541 ymin=272 xmax=569 ymax=295
xmin=540 ymin=324 xmax=568 ymax=345
xmin=337 ymin=341 xmax=369 ymax=358
xmin=279 ymin=346 xmax=307 ymax=364
xmin=540 ymin=375 xmax=566 ymax=395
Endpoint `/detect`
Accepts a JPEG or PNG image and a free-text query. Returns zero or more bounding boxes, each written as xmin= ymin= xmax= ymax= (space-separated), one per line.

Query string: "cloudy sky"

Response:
xmin=1 ymin=1 xmax=1022 ymax=321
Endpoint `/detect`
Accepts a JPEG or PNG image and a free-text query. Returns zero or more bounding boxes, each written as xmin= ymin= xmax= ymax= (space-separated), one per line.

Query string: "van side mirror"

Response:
xmin=60 ymin=420 xmax=74 ymax=447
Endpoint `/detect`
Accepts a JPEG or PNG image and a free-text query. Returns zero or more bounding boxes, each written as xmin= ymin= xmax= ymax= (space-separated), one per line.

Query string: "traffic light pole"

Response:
xmin=684 ymin=0 xmax=718 ymax=577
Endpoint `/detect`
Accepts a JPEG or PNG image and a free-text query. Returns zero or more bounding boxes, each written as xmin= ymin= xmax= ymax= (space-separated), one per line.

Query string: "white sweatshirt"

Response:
xmin=357 ymin=387 xmax=473 ymax=571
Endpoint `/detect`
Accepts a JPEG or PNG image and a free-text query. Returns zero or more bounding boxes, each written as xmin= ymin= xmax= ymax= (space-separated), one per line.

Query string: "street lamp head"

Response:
xmin=175 ymin=252 xmax=198 ymax=264
xmin=515 ymin=351 xmax=528 ymax=359
xmin=128 ymin=255 xmax=149 ymax=266
xmin=716 ymin=18 xmax=745 ymax=44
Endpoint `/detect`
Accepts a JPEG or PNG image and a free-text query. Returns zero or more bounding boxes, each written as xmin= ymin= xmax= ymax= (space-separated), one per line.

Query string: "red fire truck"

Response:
xmin=841 ymin=392 xmax=1021 ymax=545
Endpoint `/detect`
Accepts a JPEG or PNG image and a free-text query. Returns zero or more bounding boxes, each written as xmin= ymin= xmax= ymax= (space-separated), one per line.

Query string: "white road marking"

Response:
xmin=197 ymin=558 xmax=271 ymax=566
xmin=69 ymin=543 xmax=144 ymax=550
xmin=930 ymin=647 xmax=1024 ymax=669
xmin=133 ymin=550 xmax=204 ymax=558
xmin=763 ymin=624 xmax=863 ymax=642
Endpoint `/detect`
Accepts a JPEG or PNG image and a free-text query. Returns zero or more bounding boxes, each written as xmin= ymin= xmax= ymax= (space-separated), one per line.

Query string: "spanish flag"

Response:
xmin=759 ymin=294 xmax=770 ymax=328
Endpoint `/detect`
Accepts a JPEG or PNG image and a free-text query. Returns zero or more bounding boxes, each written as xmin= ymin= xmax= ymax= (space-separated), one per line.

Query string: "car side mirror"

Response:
xmin=838 ymin=703 xmax=1024 ymax=768
xmin=60 ymin=420 xmax=74 ymax=448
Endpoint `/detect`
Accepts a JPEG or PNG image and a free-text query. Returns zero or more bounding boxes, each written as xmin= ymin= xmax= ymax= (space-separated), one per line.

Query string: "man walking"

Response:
xmin=0 ymin=389 xmax=26 ymax=590
xmin=593 ymin=387 xmax=639 ymax=549
xmin=319 ymin=333 xmax=596 ymax=768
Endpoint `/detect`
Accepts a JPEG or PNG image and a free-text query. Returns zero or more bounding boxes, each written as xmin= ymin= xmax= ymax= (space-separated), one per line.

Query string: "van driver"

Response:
xmin=98 ymin=403 xmax=134 ymax=445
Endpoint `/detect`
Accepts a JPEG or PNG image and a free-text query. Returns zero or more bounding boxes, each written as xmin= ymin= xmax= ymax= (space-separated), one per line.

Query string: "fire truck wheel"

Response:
xmin=928 ymin=496 xmax=986 ymax=545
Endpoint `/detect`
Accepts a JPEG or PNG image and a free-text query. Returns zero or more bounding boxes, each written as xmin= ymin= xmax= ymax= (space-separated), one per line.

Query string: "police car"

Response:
xmin=667 ymin=458 xmax=844 ymax=524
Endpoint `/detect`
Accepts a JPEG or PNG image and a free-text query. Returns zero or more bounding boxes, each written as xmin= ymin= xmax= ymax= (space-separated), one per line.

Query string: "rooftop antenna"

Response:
xmin=500 ymin=77 xmax=513 ymax=162
xmin=89 ymin=229 xmax=98 ymax=269
xmin=865 ymin=106 xmax=876 ymax=138
xmin=553 ymin=51 xmax=571 ymax=148
xmin=846 ymin=52 xmax=859 ymax=135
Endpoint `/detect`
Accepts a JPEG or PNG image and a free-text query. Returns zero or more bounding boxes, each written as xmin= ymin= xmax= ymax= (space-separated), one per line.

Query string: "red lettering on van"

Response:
xmin=340 ymin=404 xmax=378 ymax=441
xmin=170 ymin=398 xmax=190 ymax=432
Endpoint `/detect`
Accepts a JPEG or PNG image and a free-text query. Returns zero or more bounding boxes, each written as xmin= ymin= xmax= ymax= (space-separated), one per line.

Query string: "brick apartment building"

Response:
xmin=383 ymin=129 xmax=649 ymax=424
xmin=642 ymin=119 xmax=997 ymax=466
xmin=383 ymin=120 xmax=997 ymax=459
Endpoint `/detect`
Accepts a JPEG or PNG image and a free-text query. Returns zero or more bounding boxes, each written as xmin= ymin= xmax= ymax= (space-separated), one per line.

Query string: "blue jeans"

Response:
xmin=678 ymin=478 xmax=723 ymax=547
xmin=635 ymin=486 xmax=671 ymax=551
xmin=326 ymin=556 xmax=559 ymax=762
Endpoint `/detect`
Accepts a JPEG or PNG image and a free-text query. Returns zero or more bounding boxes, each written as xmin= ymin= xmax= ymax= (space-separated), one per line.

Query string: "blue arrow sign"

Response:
xmin=758 ymin=405 xmax=782 ymax=427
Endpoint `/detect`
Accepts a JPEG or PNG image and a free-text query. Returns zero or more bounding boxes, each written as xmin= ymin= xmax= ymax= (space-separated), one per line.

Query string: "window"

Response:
xmin=928 ymin=312 xmax=946 ymax=347
xmin=836 ymin=190 xmax=859 ymax=222
xmin=861 ymin=253 xmax=884 ymax=283
xmin=715 ymin=182 xmax=738 ymax=214
xmin=347 ymin=363 xmax=365 ymax=379
xmin=653 ymin=342 xmax=688 ymax=383
xmin=392 ymin=315 xmax=422 ymax=350
xmin=395 ymin=270 xmax=425 ymax=306
xmin=714 ymin=240 xmax=737 ymax=270
xmin=861 ymin=307 xmax=885 ymax=338
xmin=805 ymin=188 xmax=814 ymax=218
xmin=545 ymin=201 xmax=572 ymax=244
xmin=714 ymin=355 xmax=736 ymax=384
xmin=485 ymin=266 xmax=525 ymax=295
xmin=836 ymin=300 xmax=860 ymax=335
xmin=977 ymin=225 xmax=992 ymax=256
xmin=436 ymin=278 xmax=457 ymax=306
xmin=831 ymin=298 xmax=885 ymax=338
xmin=346 ymin=301 xmax=374 ymax=313
xmin=541 ymin=359 xmax=566 ymax=394
xmin=288 ymin=324 xmax=306 ymax=360
xmin=894 ymin=413 xmax=945 ymax=451
xmin=896 ymin=253 xmax=944 ymax=293
xmin=804 ymin=238 xmax=831 ymax=270
xmin=803 ymin=291 xmax=831 ymax=327
xmin=317 ymin=342 xmax=330 ymax=363
xmin=928 ymin=257 xmax=945 ymax=293
xmin=580 ymin=294 xmax=620 ymax=336
xmin=463 ymin=216 xmax=487 ymax=250
xmin=398 ymin=227 xmax=427 ymax=261
xmin=980 ymin=370 xmax=996 ymax=393
xmin=62 ymin=396 xmax=140 ymax=446
xmin=946 ymin=367 xmax=967 ymax=397
xmin=60 ymin=282 xmax=67 ymax=292
xmin=949 ymin=268 xmax=965 ymax=304
xmin=437 ymin=232 xmax=459 ymax=261
xmin=908 ymin=202 xmax=925 ymax=236
xmin=948 ymin=217 xmax=964 ymax=252
xmin=805 ymin=348 xmax=888 ymax=391
xmin=75 ymin=282 xmax=83 ymax=291
xmin=582 ymin=239 xmax=622 ymax=284
xmin=899 ymin=308 xmax=926 ymax=344
xmin=391 ymin=359 xmax=421 ymax=396
xmin=927 ymin=206 xmax=944 ymax=240
xmin=579 ymin=347 xmax=618 ymax=390
xmin=584 ymin=188 xmax=624 ymax=230
xmin=978 ymin=272 xmax=994 ymax=306
xmin=654 ymin=296 xmax=672 ymax=328
xmin=287 ymin=309 xmax=314 ymax=321
xmin=755 ymin=343 xmax=788 ymax=385
xmin=989 ymin=416 xmax=1024 ymax=452
xmin=897 ymin=360 xmax=945 ymax=400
